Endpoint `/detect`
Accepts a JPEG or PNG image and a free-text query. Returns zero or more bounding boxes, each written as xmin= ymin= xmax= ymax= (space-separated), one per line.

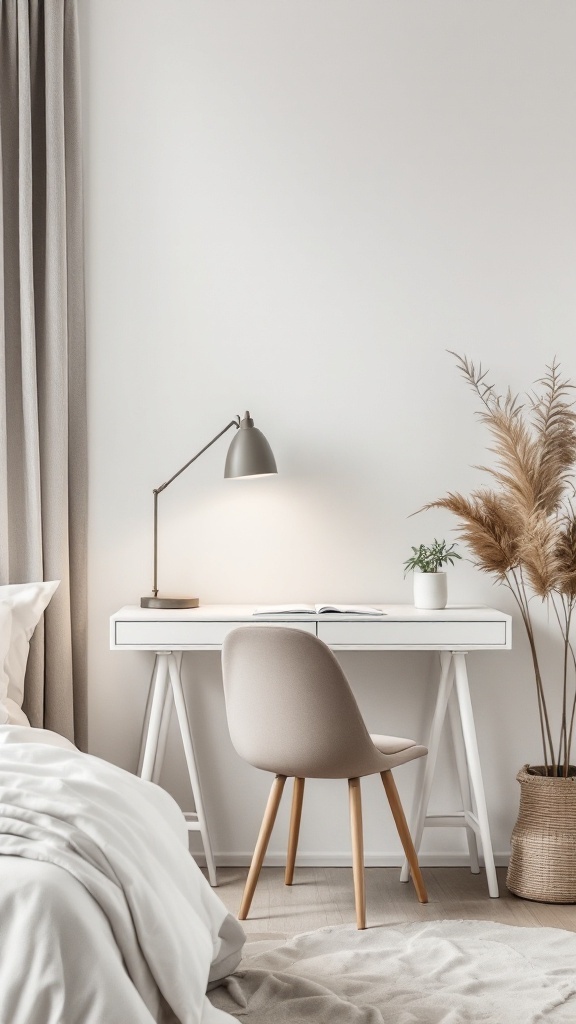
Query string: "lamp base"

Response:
xmin=140 ymin=596 xmax=200 ymax=609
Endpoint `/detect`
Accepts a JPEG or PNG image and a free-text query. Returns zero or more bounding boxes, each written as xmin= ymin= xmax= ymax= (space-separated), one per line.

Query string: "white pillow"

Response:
xmin=0 ymin=697 xmax=30 ymax=726
xmin=0 ymin=581 xmax=60 ymax=711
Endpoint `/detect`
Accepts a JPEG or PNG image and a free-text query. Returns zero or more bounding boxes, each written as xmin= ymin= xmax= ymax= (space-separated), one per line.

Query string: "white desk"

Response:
xmin=110 ymin=604 xmax=511 ymax=894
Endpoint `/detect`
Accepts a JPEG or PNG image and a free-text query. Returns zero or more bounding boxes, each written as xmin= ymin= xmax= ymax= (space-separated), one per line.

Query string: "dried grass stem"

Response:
xmin=428 ymin=356 xmax=576 ymax=775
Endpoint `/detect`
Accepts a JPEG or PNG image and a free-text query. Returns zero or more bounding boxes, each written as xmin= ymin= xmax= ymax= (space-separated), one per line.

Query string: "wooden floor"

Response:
xmin=210 ymin=866 xmax=576 ymax=941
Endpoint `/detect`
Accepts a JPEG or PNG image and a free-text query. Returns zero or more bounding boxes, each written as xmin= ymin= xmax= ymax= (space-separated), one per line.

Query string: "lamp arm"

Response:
xmin=155 ymin=417 xmax=241 ymax=494
xmin=151 ymin=416 xmax=240 ymax=597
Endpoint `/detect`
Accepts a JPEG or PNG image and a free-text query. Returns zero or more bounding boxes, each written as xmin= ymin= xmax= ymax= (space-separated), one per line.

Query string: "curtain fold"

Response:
xmin=0 ymin=0 xmax=87 ymax=747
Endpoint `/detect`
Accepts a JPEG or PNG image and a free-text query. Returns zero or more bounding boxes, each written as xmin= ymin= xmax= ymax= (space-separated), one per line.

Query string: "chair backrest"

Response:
xmin=221 ymin=626 xmax=382 ymax=779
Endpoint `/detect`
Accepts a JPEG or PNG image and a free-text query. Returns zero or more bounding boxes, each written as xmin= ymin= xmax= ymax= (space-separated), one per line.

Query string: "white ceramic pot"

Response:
xmin=413 ymin=572 xmax=447 ymax=610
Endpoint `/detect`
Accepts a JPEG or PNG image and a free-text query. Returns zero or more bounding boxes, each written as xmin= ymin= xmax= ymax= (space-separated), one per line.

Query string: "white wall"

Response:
xmin=80 ymin=1 xmax=576 ymax=867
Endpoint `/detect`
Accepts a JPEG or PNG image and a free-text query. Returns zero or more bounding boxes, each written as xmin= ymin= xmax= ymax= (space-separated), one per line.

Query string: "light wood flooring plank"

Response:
xmin=208 ymin=867 xmax=576 ymax=939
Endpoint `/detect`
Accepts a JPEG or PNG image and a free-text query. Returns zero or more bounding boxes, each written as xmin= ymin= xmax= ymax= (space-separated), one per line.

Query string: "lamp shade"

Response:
xmin=224 ymin=412 xmax=277 ymax=479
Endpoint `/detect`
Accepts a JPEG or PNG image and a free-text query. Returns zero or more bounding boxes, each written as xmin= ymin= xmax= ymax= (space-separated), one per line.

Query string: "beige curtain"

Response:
xmin=0 ymin=0 xmax=87 ymax=747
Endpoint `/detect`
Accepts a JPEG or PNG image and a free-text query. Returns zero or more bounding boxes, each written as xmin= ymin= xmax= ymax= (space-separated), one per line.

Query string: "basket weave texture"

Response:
xmin=506 ymin=765 xmax=576 ymax=903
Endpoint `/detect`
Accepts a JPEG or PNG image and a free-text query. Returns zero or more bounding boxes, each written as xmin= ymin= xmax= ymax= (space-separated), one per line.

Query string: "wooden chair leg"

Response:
xmin=381 ymin=770 xmax=428 ymax=904
xmin=348 ymin=777 xmax=366 ymax=929
xmin=285 ymin=777 xmax=305 ymax=885
xmin=239 ymin=775 xmax=286 ymax=920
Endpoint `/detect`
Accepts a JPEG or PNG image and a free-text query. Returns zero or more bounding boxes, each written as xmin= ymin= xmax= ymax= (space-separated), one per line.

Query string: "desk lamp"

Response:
xmin=141 ymin=411 xmax=277 ymax=609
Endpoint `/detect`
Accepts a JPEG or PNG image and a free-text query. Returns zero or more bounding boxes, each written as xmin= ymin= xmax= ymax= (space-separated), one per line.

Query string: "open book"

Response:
xmin=253 ymin=604 xmax=385 ymax=616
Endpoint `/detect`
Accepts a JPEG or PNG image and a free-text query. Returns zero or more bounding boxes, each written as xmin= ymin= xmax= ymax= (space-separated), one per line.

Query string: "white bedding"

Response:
xmin=0 ymin=726 xmax=244 ymax=1024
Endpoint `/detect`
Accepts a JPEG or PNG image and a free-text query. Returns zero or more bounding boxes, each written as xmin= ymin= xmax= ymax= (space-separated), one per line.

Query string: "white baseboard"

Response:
xmin=190 ymin=851 xmax=511 ymax=869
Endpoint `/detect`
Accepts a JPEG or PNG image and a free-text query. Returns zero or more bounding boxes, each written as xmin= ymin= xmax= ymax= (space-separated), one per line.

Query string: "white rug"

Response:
xmin=209 ymin=919 xmax=576 ymax=1023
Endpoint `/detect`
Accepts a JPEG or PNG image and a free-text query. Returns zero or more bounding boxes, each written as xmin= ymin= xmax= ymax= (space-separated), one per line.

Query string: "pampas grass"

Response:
xmin=424 ymin=355 xmax=576 ymax=777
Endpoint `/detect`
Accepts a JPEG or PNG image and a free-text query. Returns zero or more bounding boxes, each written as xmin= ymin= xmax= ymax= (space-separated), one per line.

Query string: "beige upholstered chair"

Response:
xmin=222 ymin=626 xmax=428 ymax=929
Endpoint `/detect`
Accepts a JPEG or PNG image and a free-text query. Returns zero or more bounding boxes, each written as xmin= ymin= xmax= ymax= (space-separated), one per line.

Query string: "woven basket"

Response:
xmin=506 ymin=765 xmax=576 ymax=903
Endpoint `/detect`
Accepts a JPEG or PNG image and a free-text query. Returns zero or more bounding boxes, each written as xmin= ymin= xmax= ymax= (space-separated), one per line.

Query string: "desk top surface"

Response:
xmin=112 ymin=603 xmax=510 ymax=622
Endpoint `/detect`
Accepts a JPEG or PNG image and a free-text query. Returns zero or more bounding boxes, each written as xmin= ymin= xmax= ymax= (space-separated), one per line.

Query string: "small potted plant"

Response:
xmin=404 ymin=539 xmax=461 ymax=609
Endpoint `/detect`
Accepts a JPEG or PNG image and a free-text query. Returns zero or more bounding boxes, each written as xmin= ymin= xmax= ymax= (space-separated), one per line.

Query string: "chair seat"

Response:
xmin=370 ymin=734 xmax=428 ymax=769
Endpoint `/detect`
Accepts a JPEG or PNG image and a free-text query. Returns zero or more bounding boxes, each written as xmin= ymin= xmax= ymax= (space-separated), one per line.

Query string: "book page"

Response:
xmin=252 ymin=604 xmax=385 ymax=616
xmin=315 ymin=604 xmax=384 ymax=615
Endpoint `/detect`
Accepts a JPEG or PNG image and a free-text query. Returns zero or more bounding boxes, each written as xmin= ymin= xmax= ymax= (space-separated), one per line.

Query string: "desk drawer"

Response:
xmin=113 ymin=618 xmax=317 ymax=648
xmin=317 ymin=619 xmax=508 ymax=649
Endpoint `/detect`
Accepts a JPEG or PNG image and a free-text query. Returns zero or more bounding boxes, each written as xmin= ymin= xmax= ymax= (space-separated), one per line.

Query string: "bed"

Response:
xmin=0 ymin=725 xmax=245 ymax=1024
xmin=0 ymin=579 xmax=242 ymax=1022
